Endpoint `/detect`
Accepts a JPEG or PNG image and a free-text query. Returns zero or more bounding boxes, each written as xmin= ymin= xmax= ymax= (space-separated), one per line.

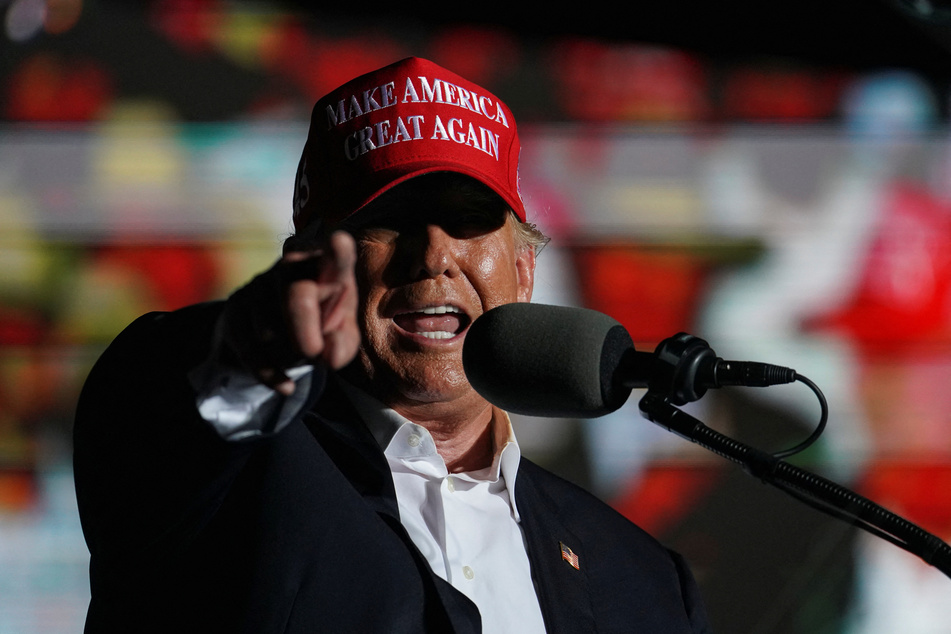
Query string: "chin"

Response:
xmin=351 ymin=350 xmax=471 ymax=403
xmin=402 ymin=371 xmax=471 ymax=402
xmin=398 ymin=356 xmax=478 ymax=400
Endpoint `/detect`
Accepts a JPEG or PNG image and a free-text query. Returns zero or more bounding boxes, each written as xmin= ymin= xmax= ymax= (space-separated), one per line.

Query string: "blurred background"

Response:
xmin=3 ymin=0 xmax=951 ymax=632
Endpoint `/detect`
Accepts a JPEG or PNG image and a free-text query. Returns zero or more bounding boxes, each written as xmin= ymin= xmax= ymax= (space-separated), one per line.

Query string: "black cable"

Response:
xmin=771 ymin=373 xmax=829 ymax=460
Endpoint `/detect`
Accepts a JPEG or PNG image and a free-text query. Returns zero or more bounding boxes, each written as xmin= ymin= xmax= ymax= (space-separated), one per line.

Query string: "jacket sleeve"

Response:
xmin=72 ymin=302 xmax=326 ymax=566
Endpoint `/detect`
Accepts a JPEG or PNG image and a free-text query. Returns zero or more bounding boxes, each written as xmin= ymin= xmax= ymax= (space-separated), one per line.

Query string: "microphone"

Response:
xmin=463 ymin=303 xmax=639 ymax=417
xmin=462 ymin=303 xmax=798 ymax=418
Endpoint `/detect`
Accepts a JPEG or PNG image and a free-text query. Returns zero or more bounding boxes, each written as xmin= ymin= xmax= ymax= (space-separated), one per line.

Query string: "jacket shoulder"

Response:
xmin=517 ymin=458 xmax=660 ymax=543
xmin=516 ymin=458 xmax=712 ymax=633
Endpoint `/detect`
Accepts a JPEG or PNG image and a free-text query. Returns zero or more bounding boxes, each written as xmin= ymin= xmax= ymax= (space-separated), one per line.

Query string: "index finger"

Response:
xmin=284 ymin=232 xmax=357 ymax=360
xmin=317 ymin=231 xmax=358 ymax=332
xmin=280 ymin=231 xmax=356 ymax=283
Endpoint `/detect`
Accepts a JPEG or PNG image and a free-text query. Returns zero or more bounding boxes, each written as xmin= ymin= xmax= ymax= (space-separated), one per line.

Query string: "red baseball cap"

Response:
xmin=292 ymin=57 xmax=525 ymax=232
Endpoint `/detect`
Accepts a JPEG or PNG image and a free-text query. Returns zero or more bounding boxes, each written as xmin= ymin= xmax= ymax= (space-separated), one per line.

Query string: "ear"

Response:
xmin=515 ymin=246 xmax=536 ymax=303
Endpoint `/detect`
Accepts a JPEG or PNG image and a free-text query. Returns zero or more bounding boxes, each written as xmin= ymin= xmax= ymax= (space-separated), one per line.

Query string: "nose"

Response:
xmin=409 ymin=223 xmax=458 ymax=280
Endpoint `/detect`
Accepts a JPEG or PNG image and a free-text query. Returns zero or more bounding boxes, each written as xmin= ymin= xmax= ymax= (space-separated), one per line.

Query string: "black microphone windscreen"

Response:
xmin=463 ymin=303 xmax=635 ymax=418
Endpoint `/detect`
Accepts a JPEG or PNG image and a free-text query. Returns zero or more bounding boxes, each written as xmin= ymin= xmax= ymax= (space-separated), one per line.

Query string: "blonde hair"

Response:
xmin=511 ymin=214 xmax=550 ymax=256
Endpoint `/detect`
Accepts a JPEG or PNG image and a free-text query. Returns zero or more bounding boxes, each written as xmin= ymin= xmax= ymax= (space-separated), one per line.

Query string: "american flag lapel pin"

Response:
xmin=560 ymin=541 xmax=580 ymax=570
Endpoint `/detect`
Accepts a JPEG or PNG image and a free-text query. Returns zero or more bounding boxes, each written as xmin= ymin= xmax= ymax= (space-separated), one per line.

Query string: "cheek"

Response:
xmin=471 ymin=243 xmax=521 ymax=305
xmin=357 ymin=285 xmax=389 ymax=346
xmin=354 ymin=244 xmax=391 ymax=311
xmin=475 ymin=251 xmax=500 ymax=279
xmin=354 ymin=288 xmax=392 ymax=380
xmin=353 ymin=259 xmax=388 ymax=352
xmin=355 ymin=242 xmax=386 ymax=283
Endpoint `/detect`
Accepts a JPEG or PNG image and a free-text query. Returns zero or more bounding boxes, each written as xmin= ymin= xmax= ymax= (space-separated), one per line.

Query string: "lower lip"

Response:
xmin=392 ymin=321 xmax=468 ymax=344
xmin=395 ymin=326 xmax=467 ymax=345
xmin=392 ymin=313 xmax=468 ymax=344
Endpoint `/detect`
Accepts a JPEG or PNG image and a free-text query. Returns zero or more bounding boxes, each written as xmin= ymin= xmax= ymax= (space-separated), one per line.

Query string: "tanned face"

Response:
xmin=343 ymin=174 xmax=535 ymax=410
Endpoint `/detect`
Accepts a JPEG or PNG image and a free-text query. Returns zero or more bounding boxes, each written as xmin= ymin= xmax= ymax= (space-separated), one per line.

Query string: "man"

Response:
xmin=74 ymin=57 xmax=710 ymax=633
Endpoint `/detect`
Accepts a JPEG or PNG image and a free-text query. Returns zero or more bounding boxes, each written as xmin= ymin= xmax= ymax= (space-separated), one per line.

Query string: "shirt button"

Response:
xmin=462 ymin=566 xmax=475 ymax=580
xmin=446 ymin=477 xmax=456 ymax=492
xmin=407 ymin=434 xmax=421 ymax=448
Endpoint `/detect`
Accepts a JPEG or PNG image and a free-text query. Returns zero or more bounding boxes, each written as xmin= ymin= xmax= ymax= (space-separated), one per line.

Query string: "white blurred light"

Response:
xmin=5 ymin=0 xmax=46 ymax=42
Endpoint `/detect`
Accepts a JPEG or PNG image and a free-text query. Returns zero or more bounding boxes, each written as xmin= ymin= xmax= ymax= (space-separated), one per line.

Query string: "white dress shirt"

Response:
xmin=339 ymin=381 xmax=546 ymax=634
xmin=190 ymin=357 xmax=547 ymax=633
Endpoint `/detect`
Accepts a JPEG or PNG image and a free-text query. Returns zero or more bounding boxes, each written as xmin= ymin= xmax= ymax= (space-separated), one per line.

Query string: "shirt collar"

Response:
xmin=337 ymin=379 xmax=523 ymax=521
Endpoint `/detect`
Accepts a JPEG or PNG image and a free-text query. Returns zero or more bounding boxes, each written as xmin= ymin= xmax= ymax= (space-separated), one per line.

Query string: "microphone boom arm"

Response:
xmin=638 ymin=391 xmax=951 ymax=579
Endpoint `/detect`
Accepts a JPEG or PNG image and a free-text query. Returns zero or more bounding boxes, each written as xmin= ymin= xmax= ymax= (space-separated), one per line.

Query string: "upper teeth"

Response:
xmin=420 ymin=305 xmax=460 ymax=315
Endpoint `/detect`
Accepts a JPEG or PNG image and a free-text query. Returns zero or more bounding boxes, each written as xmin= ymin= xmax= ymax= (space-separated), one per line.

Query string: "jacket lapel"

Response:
xmin=302 ymin=378 xmax=483 ymax=634
xmin=516 ymin=461 xmax=597 ymax=633
xmin=303 ymin=374 xmax=401 ymax=519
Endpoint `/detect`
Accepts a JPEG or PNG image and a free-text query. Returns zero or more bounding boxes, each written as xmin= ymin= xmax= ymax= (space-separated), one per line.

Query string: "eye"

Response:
xmin=348 ymin=206 xmax=407 ymax=240
xmin=445 ymin=209 xmax=505 ymax=238
xmin=358 ymin=226 xmax=400 ymax=244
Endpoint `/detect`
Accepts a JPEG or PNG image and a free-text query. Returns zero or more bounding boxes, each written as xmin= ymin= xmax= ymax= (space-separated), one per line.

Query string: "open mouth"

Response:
xmin=393 ymin=305 xmax=471 ymax=340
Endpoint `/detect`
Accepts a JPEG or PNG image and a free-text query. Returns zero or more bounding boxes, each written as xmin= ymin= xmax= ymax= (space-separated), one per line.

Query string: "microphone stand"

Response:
xmin=638 ymin=390 xmax=951 ymax=579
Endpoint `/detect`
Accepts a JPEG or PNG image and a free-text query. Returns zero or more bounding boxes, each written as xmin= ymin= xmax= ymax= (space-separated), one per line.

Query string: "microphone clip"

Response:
xmin=648 ymin=333 xmax=718 ymax=405
xmin=645 ymin=333 xmax=798 ymax=405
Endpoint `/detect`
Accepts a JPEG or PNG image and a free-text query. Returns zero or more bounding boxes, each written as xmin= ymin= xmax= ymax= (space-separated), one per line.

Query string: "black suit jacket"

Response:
xmin=73 ymin=303 xmax=710 ymax=633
